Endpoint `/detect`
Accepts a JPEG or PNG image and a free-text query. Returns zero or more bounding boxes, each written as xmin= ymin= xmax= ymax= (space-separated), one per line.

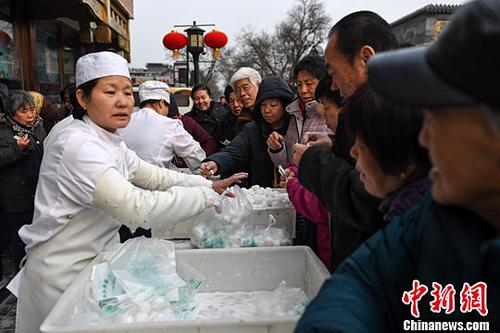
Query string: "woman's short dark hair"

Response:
xmin=191 ymin=84 xmax=211 ymax=98
xmin=224 ymin=85 xmax=233 ymax=101
xmin=5 ymin=90 xmax=35 ymax=117
xmin=72 ymin=79 xmax=98 ymax=120
xmin=314 ymin=75 xmax=343 ymax=107
xmin=345 ymin=84 xmax=430 ymax=177
xmin=293 ymin=54 xmax=328 ymax=81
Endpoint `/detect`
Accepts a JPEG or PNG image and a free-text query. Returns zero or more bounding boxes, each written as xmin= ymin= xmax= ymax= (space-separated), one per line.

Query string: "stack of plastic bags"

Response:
xmin=70 ymin=238 xmax=309 ymax=325
xmin=72 ymin=238 xmax=205 ymax=324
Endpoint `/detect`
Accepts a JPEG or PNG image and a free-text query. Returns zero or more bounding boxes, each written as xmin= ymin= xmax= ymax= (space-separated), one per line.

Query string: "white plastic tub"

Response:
xmin=41 ymin=246 xmax=329 ymax=333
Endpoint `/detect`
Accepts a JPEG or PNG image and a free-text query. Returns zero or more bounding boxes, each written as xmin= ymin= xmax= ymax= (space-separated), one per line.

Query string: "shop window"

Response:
xmin=0 ymin=2 xmax=21 ymax=88
xmin=36 ymin=21 xmax=60 ymax=96
xmin=62 ymin=26 xmax=78 ymax=86
xmin=63 ymin=48 xmax=75 ymax=85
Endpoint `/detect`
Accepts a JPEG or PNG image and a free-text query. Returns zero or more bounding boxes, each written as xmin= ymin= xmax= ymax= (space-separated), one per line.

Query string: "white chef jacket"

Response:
xmin=20 ymin=115 xmax=140 ymax=252
xmin=16 ymin=115 xmax=215 ymax=333
xmin=43 ymin=115 xmax=74 ymax=150
xmin=118 ymin=107 xmax=205 ymax=170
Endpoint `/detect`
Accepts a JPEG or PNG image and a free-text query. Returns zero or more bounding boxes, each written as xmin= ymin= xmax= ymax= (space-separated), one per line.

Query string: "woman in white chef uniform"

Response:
xmin=14 ymin=51 xmax=246 ymax=333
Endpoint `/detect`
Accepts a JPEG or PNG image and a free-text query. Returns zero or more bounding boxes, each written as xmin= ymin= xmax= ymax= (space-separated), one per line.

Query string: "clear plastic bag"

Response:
xmin=77 ymin=238 xmax=190 ymax=324
xmin=108 ymin=237 xmax=186 ymax=302
xmin=254 ymin=281 xmax=309 ymax=317
xmin=171 ymin=261 xmax=206 ymax=317
xmin=254 ymin=215 xmax=292 ymax=247
xmin=191 ymin=185 xmax=254 ymax=248
xmin=192 ymin=187 xmax=292 ymax=248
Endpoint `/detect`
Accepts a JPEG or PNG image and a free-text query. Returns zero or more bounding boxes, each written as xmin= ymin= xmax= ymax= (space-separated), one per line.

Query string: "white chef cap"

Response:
xmin=75 ymin=51 xmax=131 ymax=88
xmin=138 ymin=81 xmax=171 ymax=105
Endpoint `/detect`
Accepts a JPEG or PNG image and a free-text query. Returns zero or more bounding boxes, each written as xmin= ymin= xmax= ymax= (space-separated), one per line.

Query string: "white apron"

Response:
xmin=16 ymin=209 xmax=120 ymax=333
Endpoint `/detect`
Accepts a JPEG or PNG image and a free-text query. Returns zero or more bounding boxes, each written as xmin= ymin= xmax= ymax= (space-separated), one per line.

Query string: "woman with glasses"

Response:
xmin=185 ymin=84 xmax=228 ymax=151
xmin=200 ymin=76 xmax=293 ymax=187
xmin=229 ymin=67 xmax=262 ymax=133
xmin=0 ymin=90 xmax=45 ymax=271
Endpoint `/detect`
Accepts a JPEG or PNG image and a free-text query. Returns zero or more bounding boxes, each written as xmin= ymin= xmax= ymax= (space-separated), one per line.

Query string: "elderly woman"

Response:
xmin=200 ymin=76 xmax=293 ymax=187
xmin=229 ymin=67 xmax=262 ymax=132
xmin=0 ymin=90 xmax=45 ymax=270
xmin=15 ymin=51 xmax=245 ymax=333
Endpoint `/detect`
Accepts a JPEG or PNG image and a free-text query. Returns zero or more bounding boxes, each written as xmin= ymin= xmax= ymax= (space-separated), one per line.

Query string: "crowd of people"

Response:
xmin=0 ymin=0 xmax=498 ymax=331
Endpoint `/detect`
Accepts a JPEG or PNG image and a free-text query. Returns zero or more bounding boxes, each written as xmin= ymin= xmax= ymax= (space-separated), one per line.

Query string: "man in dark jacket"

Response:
xmin=295 ymin=1 xmax=500 ymax=332
xmin=295 ymin=11 xmax=399 ymax=270
xmin=200 ymin=76 xmax=293 ymax=188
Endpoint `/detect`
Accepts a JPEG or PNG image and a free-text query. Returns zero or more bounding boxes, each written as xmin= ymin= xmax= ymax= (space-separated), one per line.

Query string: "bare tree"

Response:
xmin=277 ymin=0 xmax=331 ymax=79
xmin=216 ymin=0 xmax=331 ymax=86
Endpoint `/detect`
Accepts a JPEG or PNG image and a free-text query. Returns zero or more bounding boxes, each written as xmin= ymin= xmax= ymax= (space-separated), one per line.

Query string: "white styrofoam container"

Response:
xmin=41 ymin=246 xmax=329 ymax=333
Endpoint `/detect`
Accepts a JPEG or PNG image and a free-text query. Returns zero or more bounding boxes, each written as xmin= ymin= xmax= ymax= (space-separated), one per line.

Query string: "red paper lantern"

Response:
xmin=204 ymin=30 xmax=228 ymax=60
xmin=162 ymin=30 xmax=187 ymax=60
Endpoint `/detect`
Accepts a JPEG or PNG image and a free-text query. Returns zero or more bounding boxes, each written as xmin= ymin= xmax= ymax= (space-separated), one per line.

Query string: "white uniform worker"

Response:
xmin=14 ymin=51 xmax=246 ymax=333
xmin=119 ymin=81 xmax=205 ymax=171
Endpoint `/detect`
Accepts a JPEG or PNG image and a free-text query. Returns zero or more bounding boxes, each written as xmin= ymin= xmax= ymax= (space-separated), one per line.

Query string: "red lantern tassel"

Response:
xmin=213 ymin=48 xmax=221 ymax=60
xmin=173 ymin=49 xmax=180 ymax=60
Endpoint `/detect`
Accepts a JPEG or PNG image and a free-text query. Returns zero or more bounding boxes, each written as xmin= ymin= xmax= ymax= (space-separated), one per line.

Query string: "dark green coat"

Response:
xmin=295 ymin=194 xmax=499 ymax=332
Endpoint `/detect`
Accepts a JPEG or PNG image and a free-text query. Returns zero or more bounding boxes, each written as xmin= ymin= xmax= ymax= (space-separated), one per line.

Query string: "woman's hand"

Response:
xmin=199 ymin=161 xmax=218 ymax=178
xmin=212 ymin=172 xmax=248 ymax=196
xmin=302 ymin=132 xmax=333 ymax=150
xmin=16 ymin=134 xmax=30 ymax=150
xmin=267 ymin=132 xmax=284 ymax=151
xmin=278 ymin=168 xmax=296 ymax=188
xmin=293 ymin=143 xmax=310 ymax=165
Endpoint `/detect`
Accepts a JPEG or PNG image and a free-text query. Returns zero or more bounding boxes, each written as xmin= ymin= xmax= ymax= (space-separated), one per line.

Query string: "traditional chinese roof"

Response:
xmin=392 ymin=4 xmax=463 ymax=27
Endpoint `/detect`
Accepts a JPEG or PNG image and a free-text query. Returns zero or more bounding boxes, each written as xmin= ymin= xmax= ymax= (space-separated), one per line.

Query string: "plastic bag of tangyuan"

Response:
xmin=170 ymin=261 xmax=206 ymax=317
xmin=254 ymin=215 xmax=292 ymax=247
xmin=191 ymin=185 xmax=253 ymax=248
xmin=108 ymin=238 xmax=186 ymax=303
xmin=74 ymin=238 xmax=186 ymax=324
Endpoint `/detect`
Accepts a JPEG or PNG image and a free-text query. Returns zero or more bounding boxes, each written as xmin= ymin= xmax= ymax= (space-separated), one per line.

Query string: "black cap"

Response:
xmin=368 ymin=0 xmax=500 ymax=109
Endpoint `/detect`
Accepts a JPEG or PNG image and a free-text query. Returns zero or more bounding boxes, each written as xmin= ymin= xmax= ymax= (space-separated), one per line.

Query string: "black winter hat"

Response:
xmin=368 ymin=0 xmax=500 ymax=109
xmin=254 ymin=76 xmax=294 ymax=114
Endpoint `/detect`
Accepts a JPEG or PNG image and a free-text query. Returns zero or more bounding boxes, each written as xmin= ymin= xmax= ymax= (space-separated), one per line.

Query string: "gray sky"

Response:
xmin=129 ymin=0 xmax=467 ymax=68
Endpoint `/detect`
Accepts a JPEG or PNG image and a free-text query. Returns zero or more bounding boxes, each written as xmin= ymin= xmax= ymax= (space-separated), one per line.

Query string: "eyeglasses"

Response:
xmin=234 ymin=84 xmax=255 ymax=97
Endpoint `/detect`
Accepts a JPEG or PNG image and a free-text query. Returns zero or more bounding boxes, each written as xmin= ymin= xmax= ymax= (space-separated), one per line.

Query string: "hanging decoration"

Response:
xmin=162 ymin=30 xmax=187 ymax=60
xmin=203 ymin=29 xmax=228 ymax=60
